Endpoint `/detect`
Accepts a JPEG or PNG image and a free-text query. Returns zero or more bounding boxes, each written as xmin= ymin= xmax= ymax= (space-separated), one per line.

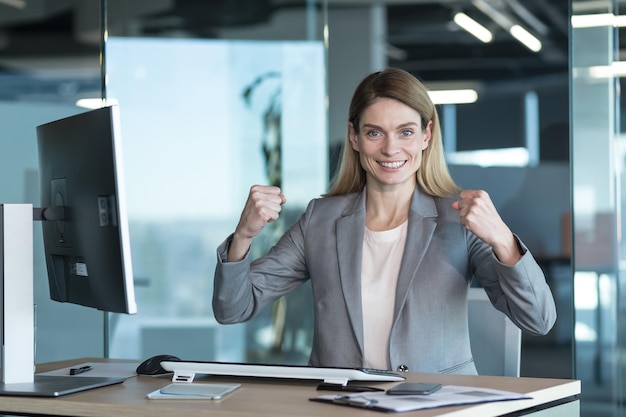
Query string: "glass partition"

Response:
xmin=103 ymin=0 xmax=330 ymax=365
xmin=571 ymin=0 xmax=626 ymax=415
xmin=0 ymin=1 xmax=107 ymax=362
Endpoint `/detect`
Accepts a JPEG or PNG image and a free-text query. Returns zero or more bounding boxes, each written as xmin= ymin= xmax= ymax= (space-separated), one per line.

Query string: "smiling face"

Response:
xmin=349 ymin=97 xmax=432 ymax=192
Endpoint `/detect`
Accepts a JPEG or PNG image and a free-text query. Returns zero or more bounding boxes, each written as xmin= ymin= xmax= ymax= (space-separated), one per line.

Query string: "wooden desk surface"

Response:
xmin=0 ymin=358 xmax=580 ymax=417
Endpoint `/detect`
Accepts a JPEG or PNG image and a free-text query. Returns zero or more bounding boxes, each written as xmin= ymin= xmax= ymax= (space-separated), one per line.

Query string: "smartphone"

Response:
xmin=386 ymin=382 xmax=442 ymax=395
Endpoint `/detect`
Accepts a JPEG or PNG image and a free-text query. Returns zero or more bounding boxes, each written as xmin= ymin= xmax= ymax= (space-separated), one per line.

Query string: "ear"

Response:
xmin=348 ymin=123 xmax=359 ymax=151
xmin=422 ymin=120 xmax=433 ymax=150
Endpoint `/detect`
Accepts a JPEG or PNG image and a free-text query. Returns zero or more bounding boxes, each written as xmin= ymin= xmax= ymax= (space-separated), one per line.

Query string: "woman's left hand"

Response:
xmin=452 ymin=189 xmax=521 ymax=265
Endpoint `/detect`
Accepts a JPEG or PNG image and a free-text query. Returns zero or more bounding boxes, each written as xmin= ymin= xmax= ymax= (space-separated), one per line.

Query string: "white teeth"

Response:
xmin=380 ymin=161 xmax=405 ymax=168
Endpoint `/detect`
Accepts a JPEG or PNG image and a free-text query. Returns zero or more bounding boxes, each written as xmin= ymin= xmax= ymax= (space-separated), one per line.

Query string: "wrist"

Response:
xmin=227 ymin=233 xmax=252 ymax=262
xmin=492 ymin=233 xmax=522 ymax=266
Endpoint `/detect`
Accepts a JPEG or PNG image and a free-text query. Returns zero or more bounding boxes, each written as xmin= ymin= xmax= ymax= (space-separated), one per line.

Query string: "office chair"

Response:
xmin=468 ymin=287 xmax=522 ymax=377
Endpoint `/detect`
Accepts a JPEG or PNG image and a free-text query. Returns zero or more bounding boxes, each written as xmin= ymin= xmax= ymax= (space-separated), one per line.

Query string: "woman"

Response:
xmin=213 ymin=68 xmax=556 ymax=374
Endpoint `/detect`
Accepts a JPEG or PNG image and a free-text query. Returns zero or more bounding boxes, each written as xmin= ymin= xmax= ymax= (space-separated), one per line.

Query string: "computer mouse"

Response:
xmin=136 ymin=354 xmax=181 ymax=375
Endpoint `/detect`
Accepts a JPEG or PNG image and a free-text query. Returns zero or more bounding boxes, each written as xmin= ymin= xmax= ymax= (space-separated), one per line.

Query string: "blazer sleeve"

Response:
xmin=212 ymin=208 xmax=311 ymax=324
xmin=470 ymin=232 xmax=557 ymax=336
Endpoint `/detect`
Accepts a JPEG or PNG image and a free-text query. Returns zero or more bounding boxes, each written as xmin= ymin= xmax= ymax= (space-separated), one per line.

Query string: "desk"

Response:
xmin=0 ymin=358 xmax=579 ymax=417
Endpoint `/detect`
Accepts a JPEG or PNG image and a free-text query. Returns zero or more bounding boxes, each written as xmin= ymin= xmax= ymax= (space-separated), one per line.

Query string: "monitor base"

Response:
xmin=0 ymin=375 xmax=126 ymax=397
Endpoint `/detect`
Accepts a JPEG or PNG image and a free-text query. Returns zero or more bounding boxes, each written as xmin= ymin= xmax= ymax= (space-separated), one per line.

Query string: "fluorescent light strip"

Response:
xmin=472 ymin=0 xmax=542 ymax=54
xmin=573 ymin=62 xmax=626 ymax=79
xmin=453 ymin=12 xmax=493 ymax=43
xmin=446 ymin=147 xmax=530 ymax=167
xmin=571 ymin=13 xmax=613 ymax=27
xmin=76 ymin=98 xmax=119 ymax=109
xmin=571 ymin=13 xmax=626 ymax=28
xmin=614 ymin=15 xmax=626 ymax=27
xmin=472 ymin=0 xmax=513 ymax=32
xmin=0 ymin=0 xmax=26 ymax=9
xmin=614 ymin=61 xmax=626 ymax=76
xmin=509 ymin=25 xmax=542 ymax=52
xmin=428 ymin=89 xmax=478 ymax=105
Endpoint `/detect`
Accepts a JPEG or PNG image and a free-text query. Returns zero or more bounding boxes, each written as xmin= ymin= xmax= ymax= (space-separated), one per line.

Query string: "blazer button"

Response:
xmin=397 ymin=364 xmax=409 ymax=372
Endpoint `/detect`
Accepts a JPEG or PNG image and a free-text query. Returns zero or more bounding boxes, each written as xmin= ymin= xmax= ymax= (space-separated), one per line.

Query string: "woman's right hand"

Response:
xmin=227 ymin=185 xmax=286 ymax=262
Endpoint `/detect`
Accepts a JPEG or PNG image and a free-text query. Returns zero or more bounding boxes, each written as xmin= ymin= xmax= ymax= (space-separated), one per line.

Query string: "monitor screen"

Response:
xmin=36 ymin=105 xmax=137 ymax=314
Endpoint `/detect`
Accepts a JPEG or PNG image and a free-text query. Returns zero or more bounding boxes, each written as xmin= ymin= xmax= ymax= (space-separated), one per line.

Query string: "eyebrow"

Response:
xmin=361 ymin=122 xmax=419 ymax=130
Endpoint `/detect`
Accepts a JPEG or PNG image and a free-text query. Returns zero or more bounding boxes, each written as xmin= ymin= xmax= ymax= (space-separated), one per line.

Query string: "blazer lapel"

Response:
xmin=393 ymin=189 xmax=438 ymax=318
xmin=336 ymin=191 xmax=367 ymax=355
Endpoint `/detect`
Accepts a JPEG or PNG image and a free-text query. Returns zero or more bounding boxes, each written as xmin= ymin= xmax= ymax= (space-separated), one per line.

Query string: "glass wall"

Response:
xmin=103 ymin=2 xmax=329 ymax=364
xmin=571 ymin=0 xmax=626 ymax=415
xmin=0 ymin=1 xmax=106 ymax=362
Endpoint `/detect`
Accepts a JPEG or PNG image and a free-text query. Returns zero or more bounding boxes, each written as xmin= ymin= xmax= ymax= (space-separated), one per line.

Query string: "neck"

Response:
xmin=365 ymin=185 xmax=414 ymax=231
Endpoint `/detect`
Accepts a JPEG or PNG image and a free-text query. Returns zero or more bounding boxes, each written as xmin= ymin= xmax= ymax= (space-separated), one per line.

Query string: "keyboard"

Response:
xmin=160 ymin=360 xmax=406 ymax=385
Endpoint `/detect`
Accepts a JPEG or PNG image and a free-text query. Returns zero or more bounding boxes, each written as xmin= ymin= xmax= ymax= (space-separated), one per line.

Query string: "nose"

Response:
xmin=381 ymin=137 xmax=400 ymax=155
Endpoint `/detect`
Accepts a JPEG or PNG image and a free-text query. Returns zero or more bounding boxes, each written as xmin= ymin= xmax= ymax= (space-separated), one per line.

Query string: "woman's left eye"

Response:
xmin=400 ymin=130 xmax=413 ymax=137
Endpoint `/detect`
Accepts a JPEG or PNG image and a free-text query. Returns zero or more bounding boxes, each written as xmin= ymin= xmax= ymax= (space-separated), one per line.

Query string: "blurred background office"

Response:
xmin=0 ymin=0 xmax=624 ymax=415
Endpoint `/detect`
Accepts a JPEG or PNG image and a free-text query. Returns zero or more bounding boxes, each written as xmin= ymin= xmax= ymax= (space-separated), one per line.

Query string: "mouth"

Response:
xmin=378 ymin=160 xmax=407 ymax=169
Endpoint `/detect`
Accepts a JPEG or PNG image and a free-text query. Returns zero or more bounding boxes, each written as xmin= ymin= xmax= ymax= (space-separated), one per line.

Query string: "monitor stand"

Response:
xmin=0 ymin=204 xmax=123 ymax=397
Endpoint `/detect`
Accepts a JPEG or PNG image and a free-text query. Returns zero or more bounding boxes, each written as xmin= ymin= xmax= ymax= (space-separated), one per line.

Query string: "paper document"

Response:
xmin=312 ymin=385 xmax=531 ymax=412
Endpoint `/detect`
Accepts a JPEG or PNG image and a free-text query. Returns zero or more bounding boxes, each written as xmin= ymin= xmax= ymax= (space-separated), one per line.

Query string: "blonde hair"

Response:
xmin=325 ymin=68 xmax=460 ymax=198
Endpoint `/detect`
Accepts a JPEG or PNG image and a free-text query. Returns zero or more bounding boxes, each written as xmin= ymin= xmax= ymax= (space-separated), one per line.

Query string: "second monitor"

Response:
xmin=36 ymin=105 xmax=137 ymax=315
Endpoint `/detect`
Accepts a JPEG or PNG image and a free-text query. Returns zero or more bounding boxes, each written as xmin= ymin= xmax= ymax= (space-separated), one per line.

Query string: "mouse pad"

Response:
xmin=147 ymin=383 xmax=241 ymax=400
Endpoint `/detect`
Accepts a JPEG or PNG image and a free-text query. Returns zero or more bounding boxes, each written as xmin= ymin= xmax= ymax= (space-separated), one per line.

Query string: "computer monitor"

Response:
xmin=0 ymin=105 xmax=137 ymax=397
xmin=36 ymin=105 xmax=137 ymax=314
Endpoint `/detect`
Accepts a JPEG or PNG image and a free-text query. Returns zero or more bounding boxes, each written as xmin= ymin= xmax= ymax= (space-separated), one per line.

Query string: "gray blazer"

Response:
xmin=213 ymin=188 xmax=557 ymax=374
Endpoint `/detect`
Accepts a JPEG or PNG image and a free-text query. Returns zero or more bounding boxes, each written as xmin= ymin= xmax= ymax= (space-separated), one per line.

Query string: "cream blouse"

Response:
xmin=361 ymin=221 xmax=408 ymax=370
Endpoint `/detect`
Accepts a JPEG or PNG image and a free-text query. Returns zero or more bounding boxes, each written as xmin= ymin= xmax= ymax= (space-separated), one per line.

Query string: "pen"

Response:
xmin=69 ymin=365 xmax=93 ymax=375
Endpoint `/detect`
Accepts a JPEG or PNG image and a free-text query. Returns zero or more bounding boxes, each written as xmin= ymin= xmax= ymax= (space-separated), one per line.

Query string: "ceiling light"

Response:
xmin=571 ymin=13 xmax=614 ymax=27
xmin=613 ymin=15 xmax=626 ymax=26
xmin=471 ymin=0 xmax=542 ymax=53
xmin=574 ymin=62 xmax=626 ymax=79
xmin=571 ymin=13 xmax=626 ymax=28
xmin=613 ymin=62 xmax=626 ymax=76
xmin=446 ymin=147 xmax=529 ymax=167
xmin=386 ymin=43 xmax=408 ymax=61
xmin=509 ymin=25 xmax=542 ymax=52
xmin=0 ymin=0 xmax=26 ymax=9
xmin=428 ymin=89 xmax=478 ymax=105
xmin=453 ymin=12 xmax=493 ymax=43
xmin=76 ymin=98 xmax=119 ymax=109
